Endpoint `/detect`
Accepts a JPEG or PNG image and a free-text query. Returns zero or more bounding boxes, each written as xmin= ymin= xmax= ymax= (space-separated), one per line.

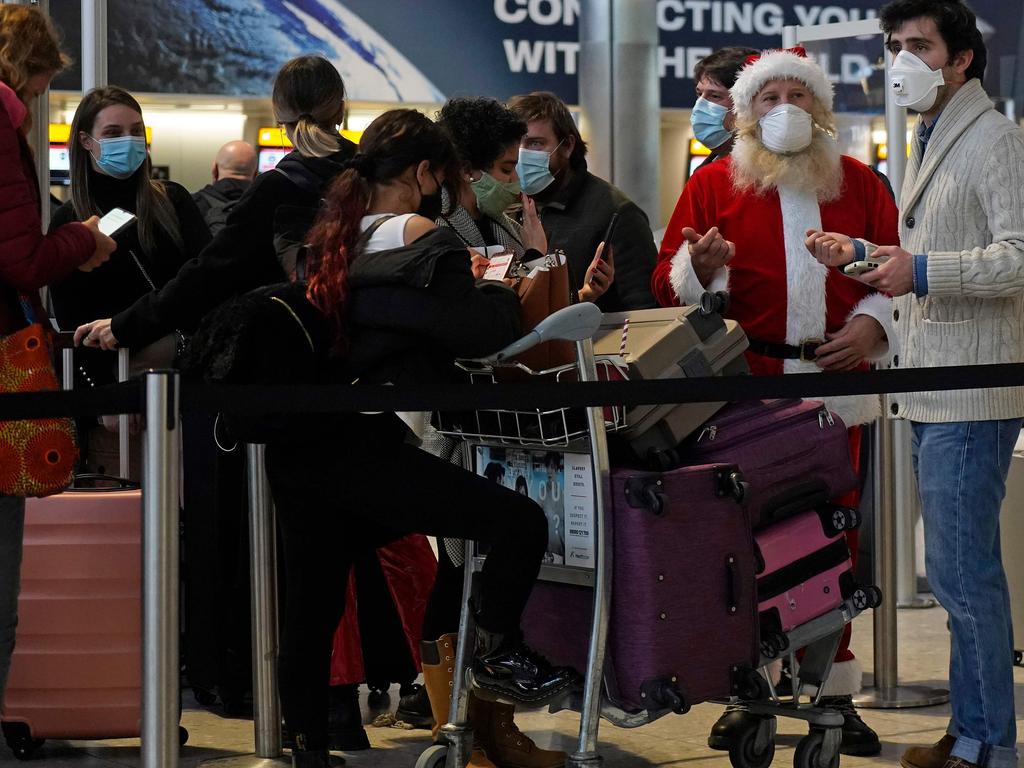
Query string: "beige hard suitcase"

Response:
xmin=999 ymin=435 xmax=1024 ymax=662
xmin=592 ymin=306 xmax=749 ymax=458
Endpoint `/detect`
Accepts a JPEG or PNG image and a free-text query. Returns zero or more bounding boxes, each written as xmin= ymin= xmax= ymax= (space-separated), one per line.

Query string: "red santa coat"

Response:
xmin=652 ymin=154 xmax=900 ymax=426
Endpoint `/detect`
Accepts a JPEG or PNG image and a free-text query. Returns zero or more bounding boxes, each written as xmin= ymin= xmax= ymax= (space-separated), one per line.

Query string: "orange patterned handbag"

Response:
xmin=0 ymin=303 xmax=78 ymax=497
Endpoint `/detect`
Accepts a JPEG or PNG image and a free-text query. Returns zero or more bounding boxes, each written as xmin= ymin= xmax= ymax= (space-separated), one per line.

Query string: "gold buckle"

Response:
xmin=799 ymin=338 xmax=824 ymax=362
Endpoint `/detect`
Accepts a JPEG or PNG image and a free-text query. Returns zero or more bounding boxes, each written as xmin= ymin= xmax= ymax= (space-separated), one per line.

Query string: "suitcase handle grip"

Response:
xmin=725 ymin=554 xmax=740 ymax=615
xmin=69 ymin=473 xmax=140 ymax=491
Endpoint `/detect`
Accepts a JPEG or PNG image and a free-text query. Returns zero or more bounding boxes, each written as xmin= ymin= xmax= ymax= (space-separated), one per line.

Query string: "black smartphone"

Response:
xmin=600 ymin=212 xmax=620 ymax=260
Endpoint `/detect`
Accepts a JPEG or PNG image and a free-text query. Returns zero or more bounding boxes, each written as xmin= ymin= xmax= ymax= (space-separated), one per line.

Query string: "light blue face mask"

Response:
xmin=516 ymin=139 xmax=563 ymax=196
xmin=690 ymin=97 xmax=733 ymax=150
xmin=90 ymin=135 xmax=148 ymax=179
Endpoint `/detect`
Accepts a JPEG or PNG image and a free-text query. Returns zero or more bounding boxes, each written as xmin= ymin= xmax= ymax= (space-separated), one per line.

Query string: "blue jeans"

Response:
xmin=912 ymin=419 xmax=1022 ymax=768
xmin=0 ymin=495 xmax=25 ymax=713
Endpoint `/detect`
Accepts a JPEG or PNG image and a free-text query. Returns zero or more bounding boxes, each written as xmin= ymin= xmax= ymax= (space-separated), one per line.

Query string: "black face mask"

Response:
xmin=417 ymin=173 xmax=444 ymax=221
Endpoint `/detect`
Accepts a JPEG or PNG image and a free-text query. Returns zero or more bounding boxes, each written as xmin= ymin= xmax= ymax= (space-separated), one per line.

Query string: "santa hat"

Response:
xmin=730 ymin=48 xmax=834 ymax=122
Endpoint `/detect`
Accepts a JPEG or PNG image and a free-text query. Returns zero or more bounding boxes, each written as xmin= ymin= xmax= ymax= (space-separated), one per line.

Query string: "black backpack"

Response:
xmin=272 ymin=158 xmax=332 ymax=281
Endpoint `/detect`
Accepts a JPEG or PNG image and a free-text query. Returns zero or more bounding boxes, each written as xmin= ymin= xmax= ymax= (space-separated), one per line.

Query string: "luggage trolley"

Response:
xmin=420 ymin=303 xmax=875 ymax=768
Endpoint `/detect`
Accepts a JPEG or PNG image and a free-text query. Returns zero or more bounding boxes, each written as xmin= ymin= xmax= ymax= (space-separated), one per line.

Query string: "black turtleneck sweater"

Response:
xmin=108 ymin=143 xmax=357 ymax=348
xmin=49 ymin=168 xmax=211 ymax=383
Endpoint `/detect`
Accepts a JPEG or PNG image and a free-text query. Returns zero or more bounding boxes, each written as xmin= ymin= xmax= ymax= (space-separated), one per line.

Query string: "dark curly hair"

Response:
xmin=880 ymin=0 xmax=987 ymax=82
xmin=436 ymin=97 xmax=526 ymax=172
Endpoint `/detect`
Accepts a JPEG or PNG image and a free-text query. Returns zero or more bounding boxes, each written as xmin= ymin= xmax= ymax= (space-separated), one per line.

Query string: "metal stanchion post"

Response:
xmin=202 ymin=443 xmax=288 ymax=768
xmin=141 ymin=371 xmax=180 ymax=768
xmin=854 ymin=411 xmax=948 ymax=709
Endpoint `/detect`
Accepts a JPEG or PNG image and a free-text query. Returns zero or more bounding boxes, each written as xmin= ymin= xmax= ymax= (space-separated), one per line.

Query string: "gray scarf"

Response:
xmin=437 ymin=198 xmax=526 ymax=259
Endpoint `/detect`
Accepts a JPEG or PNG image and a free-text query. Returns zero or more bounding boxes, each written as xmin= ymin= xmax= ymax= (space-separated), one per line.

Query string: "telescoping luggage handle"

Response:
xmin=60 ymin=341 xmax=132 ymax=480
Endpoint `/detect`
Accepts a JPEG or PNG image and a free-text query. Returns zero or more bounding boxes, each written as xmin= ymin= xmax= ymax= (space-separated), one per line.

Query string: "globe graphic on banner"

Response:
xmin=113 ymin=0 xmax=443 ymax=101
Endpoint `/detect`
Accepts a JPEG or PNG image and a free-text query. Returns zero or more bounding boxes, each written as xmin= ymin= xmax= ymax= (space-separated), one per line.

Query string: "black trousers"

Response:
xmin=264 ymin=414 xmax=546 ymax=749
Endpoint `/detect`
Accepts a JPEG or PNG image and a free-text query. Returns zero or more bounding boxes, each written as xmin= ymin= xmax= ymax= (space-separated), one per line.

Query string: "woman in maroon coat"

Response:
xmin=0 ymin=5 xmax=115 ymax=710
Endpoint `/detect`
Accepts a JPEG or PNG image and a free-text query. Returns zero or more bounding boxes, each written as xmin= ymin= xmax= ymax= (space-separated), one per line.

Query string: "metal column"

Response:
xmin=81 ymin=0 xmax=107 ymax=91
xmin=855 ymin=49 xmax=946 ymax=709
xmin=578 ymin=0 xmax=660 ymax=221
xmin=141 ymin=372 xmax=181 ymax=768
xmin=201 ymin=445 xmax=287 ymax=768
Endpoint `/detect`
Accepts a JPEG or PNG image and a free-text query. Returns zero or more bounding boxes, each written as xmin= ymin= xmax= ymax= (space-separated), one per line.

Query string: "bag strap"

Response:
xmin=355 ymin=214 xmax=399 ymax=254
xmin=274 ymin=160 xmax=327 ymax=197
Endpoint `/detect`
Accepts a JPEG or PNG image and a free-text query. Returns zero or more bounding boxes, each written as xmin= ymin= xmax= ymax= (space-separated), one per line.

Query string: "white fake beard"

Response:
xmin=731 ymin=129 xmax=843 ymax=202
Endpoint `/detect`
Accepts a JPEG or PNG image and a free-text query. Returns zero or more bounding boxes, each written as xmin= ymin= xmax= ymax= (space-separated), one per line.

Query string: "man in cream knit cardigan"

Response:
xmin=808 ymin=3 xmax=1024 ymax=768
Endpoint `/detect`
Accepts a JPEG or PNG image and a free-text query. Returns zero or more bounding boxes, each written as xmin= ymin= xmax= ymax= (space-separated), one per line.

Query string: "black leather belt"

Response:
xmin=747 ymin=337 xmax=823 ymax=362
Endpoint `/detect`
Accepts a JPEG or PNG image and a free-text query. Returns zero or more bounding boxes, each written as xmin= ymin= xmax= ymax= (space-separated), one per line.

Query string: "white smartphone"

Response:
xmin=482 ymin=253 xmax=514 ymax=281
xmin=98 ymin=207 xmax=136 ymax=237
xmin=843 ymin=258 xmax=886 ymax=277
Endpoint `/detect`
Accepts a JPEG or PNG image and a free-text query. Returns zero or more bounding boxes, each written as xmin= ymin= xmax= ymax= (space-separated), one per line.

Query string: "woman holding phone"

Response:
xmin=0 ymin=4 xmax=116 ymax=713
xmin=48 ymin=86 xmax=210 ymax=471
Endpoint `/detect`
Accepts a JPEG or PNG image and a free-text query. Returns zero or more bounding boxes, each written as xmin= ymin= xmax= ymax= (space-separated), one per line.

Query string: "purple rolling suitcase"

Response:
xmin=662 ymin=399 xmax=859 ymax=529
xmin=522 ymin=463 xmax=762 ymax=715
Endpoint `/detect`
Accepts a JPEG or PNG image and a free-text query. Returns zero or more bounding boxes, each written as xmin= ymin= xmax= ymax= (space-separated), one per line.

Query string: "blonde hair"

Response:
xmin=0 ymin=5 xmax=69 ymax=126
xmin=272 ymin=56 xmax=347 ymax=158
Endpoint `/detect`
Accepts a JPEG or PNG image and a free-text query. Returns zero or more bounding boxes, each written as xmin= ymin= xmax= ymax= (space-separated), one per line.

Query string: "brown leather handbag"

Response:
xmin=507 ymin=251 xmax=575 ymax=374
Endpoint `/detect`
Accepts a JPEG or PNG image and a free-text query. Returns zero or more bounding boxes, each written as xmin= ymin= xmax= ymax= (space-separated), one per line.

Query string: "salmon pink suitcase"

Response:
xmin=754 ymin=506 xmax=879 ymax=657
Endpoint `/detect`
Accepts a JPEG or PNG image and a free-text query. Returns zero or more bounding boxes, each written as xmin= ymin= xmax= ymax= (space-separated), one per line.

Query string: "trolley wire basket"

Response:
xmin=433 ymin=357 xmax=627 ymax=448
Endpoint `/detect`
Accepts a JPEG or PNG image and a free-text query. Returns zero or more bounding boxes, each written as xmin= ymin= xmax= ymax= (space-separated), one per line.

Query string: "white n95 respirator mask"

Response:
xmin=758 ymin=104 xmax=814 ymax=154
xmin=890 ymin=50 xmax=945 ymax=113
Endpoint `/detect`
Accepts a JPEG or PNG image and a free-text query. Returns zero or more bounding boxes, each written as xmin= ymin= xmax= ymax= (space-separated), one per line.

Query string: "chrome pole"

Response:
xmin=568 ymin=338 xmax=612 ymax=767
xmin=856 ymin=48 xmax=947 ymax=709
xmin=141 ymin=371 xmax=180 ymax=768
xmin=118 ymin=348 xmax=130 ymax=479
xmin=247 ymin=444 xmax=282 ymax=758
xmin=81 ymin=0 xmax=108 ymax=91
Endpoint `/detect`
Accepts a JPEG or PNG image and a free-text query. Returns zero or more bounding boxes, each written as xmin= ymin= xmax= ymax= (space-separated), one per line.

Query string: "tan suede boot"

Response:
xmin=901 ymin=735 xmax=957 ymax=768
xmin=470 ymin=697 xmax=566 ymax=768
xmin=420 ymin=634 xmax=497 ymax=768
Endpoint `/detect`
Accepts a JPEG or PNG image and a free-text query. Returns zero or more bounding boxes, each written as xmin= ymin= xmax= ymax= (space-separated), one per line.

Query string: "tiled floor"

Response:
xmin=3 ymin=603 xmax=1023 ymax=767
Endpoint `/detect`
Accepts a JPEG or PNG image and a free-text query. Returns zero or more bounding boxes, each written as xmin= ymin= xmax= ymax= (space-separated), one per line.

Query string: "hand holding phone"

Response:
xmin=98 ymin=207 xmax=137 ymax=238
xmin=843 ymin=258 xmax=887 ymax=277
xmin=600 ymin=212 xmax=620 ymax=259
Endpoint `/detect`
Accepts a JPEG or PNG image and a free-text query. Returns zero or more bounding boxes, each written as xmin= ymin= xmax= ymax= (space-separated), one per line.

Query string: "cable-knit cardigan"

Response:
xmin=891 ymin=78 xmax=1024 ymax=423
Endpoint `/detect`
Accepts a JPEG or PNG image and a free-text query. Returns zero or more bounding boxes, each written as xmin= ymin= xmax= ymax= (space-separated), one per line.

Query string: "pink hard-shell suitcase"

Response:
xmin=754 ymin=505 xmax=879 ymax=658
xmin=1 ymin=345 xmax=185 ymax=758
xmin=0 ymin=478 xmax=153 ymax=756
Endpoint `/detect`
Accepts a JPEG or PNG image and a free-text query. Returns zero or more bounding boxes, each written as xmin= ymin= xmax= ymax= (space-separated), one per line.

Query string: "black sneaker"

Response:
xmin=395 ymin=683 xmax=433 ymax=729
xmin=708 ymin=703 xmax=756 ymax=750
xmin=471 ymin=636 xmax=578 ymax=706
xmin=819 ymin=695 xmax=881 ymax=756
xmin=290 ymin=750 xmax=345 ymax=768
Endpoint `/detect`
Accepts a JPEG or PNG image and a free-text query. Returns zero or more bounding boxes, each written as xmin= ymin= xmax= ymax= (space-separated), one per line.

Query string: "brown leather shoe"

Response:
xmin=901 ymin=735 xmax=957 ymax=768
xmin=471 ymin=697 xmax=566 ymax=768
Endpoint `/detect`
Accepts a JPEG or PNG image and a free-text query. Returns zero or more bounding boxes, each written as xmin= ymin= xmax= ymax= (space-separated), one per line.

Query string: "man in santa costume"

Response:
xmin=652 ymin=48 xmax=899 ymax=756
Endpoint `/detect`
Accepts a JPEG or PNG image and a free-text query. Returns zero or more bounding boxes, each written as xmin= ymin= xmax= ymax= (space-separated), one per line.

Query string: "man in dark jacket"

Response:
xmin=192 ymin=140 xmax=258 ymax=235
xmin=508 ymin=91 xmax=658 ymax=312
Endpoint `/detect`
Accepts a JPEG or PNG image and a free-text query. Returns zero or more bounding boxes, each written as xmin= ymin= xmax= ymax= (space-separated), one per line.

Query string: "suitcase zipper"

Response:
xmin=697 ymin=404 xmax=833 ymax=446
xmin=696 ymin=399 xmax=794 ymax=442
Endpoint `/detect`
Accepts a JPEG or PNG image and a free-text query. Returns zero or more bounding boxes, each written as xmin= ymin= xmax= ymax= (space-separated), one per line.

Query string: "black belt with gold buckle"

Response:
xmin=747 ymin=337 xmax=823 ymax=362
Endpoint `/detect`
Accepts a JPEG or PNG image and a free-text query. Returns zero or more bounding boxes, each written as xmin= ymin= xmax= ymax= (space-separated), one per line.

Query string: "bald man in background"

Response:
xmin=192 ymin=140 xmax=258 ymax=235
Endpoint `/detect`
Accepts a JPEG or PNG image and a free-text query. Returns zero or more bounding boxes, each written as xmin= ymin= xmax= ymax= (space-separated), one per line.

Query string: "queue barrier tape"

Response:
xmin=2 ymin=362 xmax=1024 ymax=422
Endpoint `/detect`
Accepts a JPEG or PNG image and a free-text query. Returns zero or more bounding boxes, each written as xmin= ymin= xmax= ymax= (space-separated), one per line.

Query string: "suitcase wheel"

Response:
xmin=179 ymin=726 xmax=189 ymax=746
xmin=759 ymin=632 xmax=789 ymax=660
xmin=794 ymin=728 xmax=840 ymax=768
xmin=728 ymin=716 xmax=776 ymax=768
xmin=851 ymin=585 xmax=883 ymax=611
xmin=415 ymin=744 xmax=449 ymax=768
xmin=1015 ymin=650 xmax=1023 ymax=667
xmin=639 ymin=676 xmax=690 ymax=715
xmin=1 ymin=722 xmax=44 ymax=761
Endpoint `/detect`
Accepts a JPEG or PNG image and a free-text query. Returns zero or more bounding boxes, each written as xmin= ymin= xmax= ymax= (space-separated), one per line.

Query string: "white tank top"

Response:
xmin=360 ymin=213 xmax=417 ymax=253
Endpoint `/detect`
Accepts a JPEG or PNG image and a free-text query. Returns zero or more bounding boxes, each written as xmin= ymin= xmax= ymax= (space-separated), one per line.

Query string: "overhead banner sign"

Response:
xmin=52 ymin=0 xmax=1019 ymax=111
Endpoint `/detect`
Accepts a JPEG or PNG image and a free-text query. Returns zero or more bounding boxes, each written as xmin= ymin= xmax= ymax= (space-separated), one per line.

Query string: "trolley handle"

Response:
xmin=475 ymin=303 xmax=602 ymax=366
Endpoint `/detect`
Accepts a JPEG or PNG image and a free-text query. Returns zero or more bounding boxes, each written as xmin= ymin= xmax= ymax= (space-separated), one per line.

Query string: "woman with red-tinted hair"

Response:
xmin=268 ymin=108 xmax=577 ymax=768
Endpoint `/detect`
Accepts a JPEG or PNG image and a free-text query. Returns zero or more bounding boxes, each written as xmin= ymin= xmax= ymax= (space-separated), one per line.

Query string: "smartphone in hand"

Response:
xmin=843 ymin=258 xmax=886 ymax=276
xmin=98 ymin=207 xmax=137 ymax=237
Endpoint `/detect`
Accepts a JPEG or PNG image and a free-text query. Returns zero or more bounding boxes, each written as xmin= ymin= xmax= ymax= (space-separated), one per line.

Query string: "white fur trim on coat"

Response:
xmin=732 ymin=50 xmax=834 ymax=122
xmin=669 ymin=240 xmax=729 ymax=306
xmin=816 ymin=658 xmax=864 ymax=697
xmin=849 ymin=291 xmax=894 ymax=363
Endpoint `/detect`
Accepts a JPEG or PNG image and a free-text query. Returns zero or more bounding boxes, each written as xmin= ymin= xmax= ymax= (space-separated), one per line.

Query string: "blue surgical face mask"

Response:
xmin=690 ymin=97 xmax=733 ymax=150
xmin=89 ymin=135 xmax=148 ymax=179
xmin=516 ymin=139 xmax=563 ymax=196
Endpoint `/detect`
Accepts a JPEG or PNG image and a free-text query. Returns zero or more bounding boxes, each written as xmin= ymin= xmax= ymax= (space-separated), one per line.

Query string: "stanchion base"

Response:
xmin=897 ymin=596 xmax=938 ymax=609
xmin=199 ymin=755 xmax=291 ymax=768
xmin=854 ymin=685 xmax=949 ymax=709
xmin=566 ymin=755 xmax=603 ymax=768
